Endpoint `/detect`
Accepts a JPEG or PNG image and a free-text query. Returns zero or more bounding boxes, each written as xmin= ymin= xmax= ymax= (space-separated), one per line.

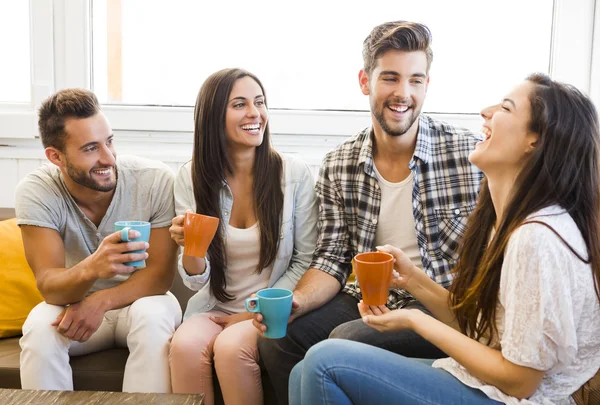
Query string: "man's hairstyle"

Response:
xmin=38 ymin=88 xmax=101 ymax=151
xmin=362 ymin=21 xmax=433 ymax=75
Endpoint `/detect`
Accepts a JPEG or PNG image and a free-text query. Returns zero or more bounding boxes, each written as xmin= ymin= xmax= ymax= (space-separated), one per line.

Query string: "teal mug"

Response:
xmin=114 ymin=221 xmax=151 ymax=268
xmin=245 ymin=288 xmax=293 ymax=339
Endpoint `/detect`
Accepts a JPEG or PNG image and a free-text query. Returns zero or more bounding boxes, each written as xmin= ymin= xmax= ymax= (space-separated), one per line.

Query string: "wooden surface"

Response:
xmin=0 ymin=389 xmax=204 ymax=405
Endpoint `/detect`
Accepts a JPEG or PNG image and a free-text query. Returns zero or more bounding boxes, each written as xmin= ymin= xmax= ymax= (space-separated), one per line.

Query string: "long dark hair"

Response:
xmin=191 ymin=68 xmax=283 ymax=302
xmin=450 ymin=73 xmax=600 ymax=341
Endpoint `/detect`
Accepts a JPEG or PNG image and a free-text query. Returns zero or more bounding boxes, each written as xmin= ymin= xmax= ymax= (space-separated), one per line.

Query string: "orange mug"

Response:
xmin=353 ymin=251 xmax=394 ymax=306
xmin=183 ymin=212 xmax=220 ymax=258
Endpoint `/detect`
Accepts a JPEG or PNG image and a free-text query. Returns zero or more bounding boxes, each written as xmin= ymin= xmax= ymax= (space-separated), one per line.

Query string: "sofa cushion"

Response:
xmin=0 ymin=337 xmax=21 ymax=388
xmin=0 ymin=219 xmax=43 ymax=338
xmin=0 ymin=336 xmax=129 ymax=391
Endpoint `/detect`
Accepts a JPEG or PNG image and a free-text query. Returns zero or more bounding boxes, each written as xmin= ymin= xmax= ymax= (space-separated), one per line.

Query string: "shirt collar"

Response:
xmin=358 ymin=115 xmax=432 ymax=174
xmin=412 ymin=115 xmax=432 ymax=165
xmin=357 ymin=127 xmax=375 ymax=176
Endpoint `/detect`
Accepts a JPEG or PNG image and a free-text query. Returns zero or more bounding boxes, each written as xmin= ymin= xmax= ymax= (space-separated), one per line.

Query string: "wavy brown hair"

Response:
xmin=191 ymin=68 xmax=283 ymax=302
xmin=362 ymin=21 xmax=433 ymax=75
xmin=450 ymin=73 xmax=600 ymax=341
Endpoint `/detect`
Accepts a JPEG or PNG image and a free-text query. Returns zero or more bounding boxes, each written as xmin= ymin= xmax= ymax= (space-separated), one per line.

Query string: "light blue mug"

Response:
xmin=114 ymin=221 xmax=151 ymax=268
xmin=245 ymin=288 xmax=293 ymax=339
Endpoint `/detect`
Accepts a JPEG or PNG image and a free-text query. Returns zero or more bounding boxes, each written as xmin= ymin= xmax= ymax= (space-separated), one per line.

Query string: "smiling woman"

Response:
xmin=224 ymin=77 xmax=269 ymax=151
xmin=470 ymin=80 xmax=541 ymax=180
xmin=167 ymin=68 xmax=318 ymax=405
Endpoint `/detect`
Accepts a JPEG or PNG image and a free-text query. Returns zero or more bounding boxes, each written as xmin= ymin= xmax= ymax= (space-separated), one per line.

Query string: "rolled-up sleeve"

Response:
xmin=309 ymin=155 xmax=352 ymax=285
xmin=174 ymin=164 xmax=211 ymax=291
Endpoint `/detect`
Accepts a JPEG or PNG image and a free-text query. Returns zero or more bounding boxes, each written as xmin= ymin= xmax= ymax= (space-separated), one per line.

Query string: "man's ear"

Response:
xmin=45 ymin=147 xmax=65 ymax=168
xmin=358 ymin=69 xmax=371 ymax=96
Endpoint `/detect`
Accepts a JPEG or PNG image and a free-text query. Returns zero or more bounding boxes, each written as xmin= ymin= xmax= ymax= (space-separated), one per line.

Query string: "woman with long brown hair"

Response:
xmin=168 ymin=68 xmax=318 ymax=404
xmin=289 ymin=73 xmax=600 ymax=405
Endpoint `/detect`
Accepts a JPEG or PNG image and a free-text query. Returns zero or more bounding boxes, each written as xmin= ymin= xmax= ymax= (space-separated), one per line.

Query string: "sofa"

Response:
xmin=0 ymin=209 xmax=276 ymax=404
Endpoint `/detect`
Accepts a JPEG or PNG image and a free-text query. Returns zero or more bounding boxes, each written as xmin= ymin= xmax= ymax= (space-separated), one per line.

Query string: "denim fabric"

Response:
xmin=289 ymin=339 xmax=503 ymax=405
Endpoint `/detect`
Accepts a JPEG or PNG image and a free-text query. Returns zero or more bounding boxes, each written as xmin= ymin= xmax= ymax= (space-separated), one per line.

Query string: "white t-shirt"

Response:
xmin=433 ymin=206 xmax=600 ymax=405
xmin=373 ymin=164 xmax=422 ymax=269
xmin=215 ymin=223 xmax=273 ymax=314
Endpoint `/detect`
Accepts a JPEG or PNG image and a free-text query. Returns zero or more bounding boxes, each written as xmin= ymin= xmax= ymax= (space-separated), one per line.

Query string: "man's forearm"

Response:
xmin=37 ymin=259 xmax=98 ymax=306
xmin=91 ymin=262 xmax=174 ymax=311
xmin=294 ymin=268 xmax=343 ymax=315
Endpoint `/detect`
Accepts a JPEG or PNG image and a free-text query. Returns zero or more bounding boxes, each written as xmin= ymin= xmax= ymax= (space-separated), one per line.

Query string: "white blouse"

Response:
xmin=433 ymin=206 xmax=600 ymax=405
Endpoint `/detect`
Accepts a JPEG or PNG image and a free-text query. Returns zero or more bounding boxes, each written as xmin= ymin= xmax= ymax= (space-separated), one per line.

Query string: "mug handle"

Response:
xmin=121 ymin=227 xmax=131 ymax=242
xmin=245 ymin=297 xmax=260 ymax=313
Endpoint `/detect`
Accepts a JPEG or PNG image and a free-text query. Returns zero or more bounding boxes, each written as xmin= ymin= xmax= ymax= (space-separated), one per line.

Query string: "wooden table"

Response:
xmin=0 ymin=389 xmax=204 ymax=405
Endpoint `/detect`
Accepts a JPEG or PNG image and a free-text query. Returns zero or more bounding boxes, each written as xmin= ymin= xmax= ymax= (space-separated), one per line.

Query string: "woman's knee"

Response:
xmin=213 ymin=325 xmax=258 ymax=366
xmin=169 ymin=317 xmax=218 ymax=363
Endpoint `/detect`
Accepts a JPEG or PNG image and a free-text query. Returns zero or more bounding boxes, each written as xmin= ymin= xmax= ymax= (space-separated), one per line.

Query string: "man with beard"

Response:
xmin=254 ymin=21 xmax=483 ymax=404
xmin=14 ymin=88 xmax=181 ymax=392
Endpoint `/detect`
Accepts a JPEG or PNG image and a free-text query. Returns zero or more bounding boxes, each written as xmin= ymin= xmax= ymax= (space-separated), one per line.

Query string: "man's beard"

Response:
xmin=372 ymin=98 xmax=420 ymax=137
xmin=65 ymin=160 xmax=117 ymax=192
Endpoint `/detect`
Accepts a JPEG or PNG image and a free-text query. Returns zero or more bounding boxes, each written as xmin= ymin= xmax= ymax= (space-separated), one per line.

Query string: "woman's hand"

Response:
xmin=376 ymin=244 xmax=419 ymax=289
xmin=169 ymin=214 xmax=186 ymax=247
xmin=358 ymin=300 xmax=421 ymax=332
xmin=210 ymin=312 xmax=254 ymax=329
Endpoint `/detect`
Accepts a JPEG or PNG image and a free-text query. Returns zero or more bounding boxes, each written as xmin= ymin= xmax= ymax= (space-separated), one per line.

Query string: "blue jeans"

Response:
xmin=289 ymin=339 xmax=503 ymax=405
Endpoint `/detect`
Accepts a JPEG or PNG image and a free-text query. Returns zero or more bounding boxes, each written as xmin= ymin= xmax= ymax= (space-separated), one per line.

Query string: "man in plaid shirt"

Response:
xmin=255 ymin=21 xmax=483 ymax=404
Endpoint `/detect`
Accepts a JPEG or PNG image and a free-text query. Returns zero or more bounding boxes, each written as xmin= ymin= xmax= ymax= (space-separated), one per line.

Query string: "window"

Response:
xmin=0 ymin=2 xmax=31 ymax=103
xmin=91 ymin=0 xmax=553 ymax=114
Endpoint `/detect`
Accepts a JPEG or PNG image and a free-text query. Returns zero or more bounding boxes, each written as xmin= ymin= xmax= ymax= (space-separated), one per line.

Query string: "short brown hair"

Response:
xmin=38 ymin=88 xmax=100 ymax=151
xmin=363 ymin=21 xmax=433 ymax=76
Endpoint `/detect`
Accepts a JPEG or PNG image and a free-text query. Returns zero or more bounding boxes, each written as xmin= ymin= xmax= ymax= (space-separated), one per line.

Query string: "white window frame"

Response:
xmin=0 ymin=0 xmax=597 ymax=142
xmin=0 ymin=0 xmax=54 ymax=139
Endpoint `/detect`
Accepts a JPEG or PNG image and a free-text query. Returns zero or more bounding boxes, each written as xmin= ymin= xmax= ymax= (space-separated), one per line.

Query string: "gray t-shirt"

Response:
xmin=15 ymin=155 xmax=175 ymax=294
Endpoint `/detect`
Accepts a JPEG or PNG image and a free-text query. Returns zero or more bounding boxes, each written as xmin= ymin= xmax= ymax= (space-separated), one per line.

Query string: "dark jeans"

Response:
xmin=257 ymin=292 xmax=446 ymax=405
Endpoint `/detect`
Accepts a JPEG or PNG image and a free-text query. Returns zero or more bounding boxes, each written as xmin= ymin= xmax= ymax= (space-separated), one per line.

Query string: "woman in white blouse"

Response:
xmin=289 ymin=73 xmax=600 ymax=405
xmin=168 ymin=68 xmax=318 ymax=405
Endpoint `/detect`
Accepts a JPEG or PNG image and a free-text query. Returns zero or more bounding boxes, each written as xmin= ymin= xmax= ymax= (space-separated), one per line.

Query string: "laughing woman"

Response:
xmin=169 ymin=68 xmax=318 ymax=405
xmin=290 ymin=73 xmax=600 ymax=405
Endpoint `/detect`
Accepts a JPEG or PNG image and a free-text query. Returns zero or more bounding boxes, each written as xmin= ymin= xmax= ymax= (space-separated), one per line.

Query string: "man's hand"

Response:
xmin=85 ymin=230 xmax=149 ymax=280
xmin=251 ymin=294 xmax=302 ymax=337
xmin=51 ymin=294 xmax=107 ymax=342
xmin=210 ymin=312 xmax=253 ymax=329
xmin=358 ymin=300 xmax=421 ymax=333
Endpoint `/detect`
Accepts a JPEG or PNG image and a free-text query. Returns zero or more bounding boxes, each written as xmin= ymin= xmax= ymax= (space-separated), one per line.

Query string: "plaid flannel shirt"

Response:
xmin=309 ymin=114 xmax=484 ymax=309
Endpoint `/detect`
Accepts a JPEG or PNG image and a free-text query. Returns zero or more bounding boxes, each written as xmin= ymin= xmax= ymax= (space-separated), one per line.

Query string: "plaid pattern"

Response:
xmin=309 ymin=114 xmax=484 ymax=309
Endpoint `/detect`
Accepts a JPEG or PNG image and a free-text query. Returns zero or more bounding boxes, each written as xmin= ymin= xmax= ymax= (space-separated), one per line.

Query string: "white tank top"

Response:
xmin=372 ymin=164 xmax=422 ymax=269
xmin=214 ymin=222 xmax=273 ymax=314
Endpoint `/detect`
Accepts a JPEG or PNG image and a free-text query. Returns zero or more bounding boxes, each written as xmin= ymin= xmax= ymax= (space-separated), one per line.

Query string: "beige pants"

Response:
xmin=169 ymin=312 xmax=262 ymax=405
xmin=20 ymin=293 xmax=182 ymax=392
